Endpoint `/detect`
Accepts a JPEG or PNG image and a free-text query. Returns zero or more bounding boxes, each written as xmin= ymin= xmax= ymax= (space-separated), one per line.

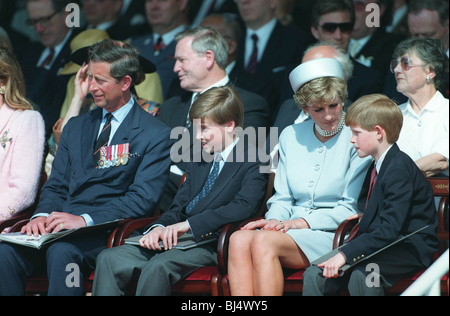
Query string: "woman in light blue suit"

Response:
xmin=228 ymin=57 xmax=371 ymax=296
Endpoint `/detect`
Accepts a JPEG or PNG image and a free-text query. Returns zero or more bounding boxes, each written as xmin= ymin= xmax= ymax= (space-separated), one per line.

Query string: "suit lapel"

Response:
xmin=190 ymin=140 xmax=246 ymax=213
xmin=359 ymin=144 xmax=400 ymax=232
xmin=110 ymin=100 xmax=143 ymax=145
xmin=81 ymin=108 xmax=103 ymax=170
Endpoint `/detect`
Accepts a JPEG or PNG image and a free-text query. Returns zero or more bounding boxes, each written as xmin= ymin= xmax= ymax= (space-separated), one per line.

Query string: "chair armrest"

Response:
xmin=216 ymin=217 xmax=264 ymax=275
xmin=112 ymin=216 xmax=160 ymax=247
xmin=0 ymin=212 xmax=32 ymax=232
xmin=217 ymin=222 xmax=241 ymax=275
xmin=8 ymin=219 xmax=31 ymax=233
xmin=332 ymin=215 xmax=361 ymax=249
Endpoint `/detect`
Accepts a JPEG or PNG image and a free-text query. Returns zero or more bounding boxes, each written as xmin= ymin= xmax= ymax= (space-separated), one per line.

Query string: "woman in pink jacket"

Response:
xmin=0 ymin=47 xmax=45 ymax=222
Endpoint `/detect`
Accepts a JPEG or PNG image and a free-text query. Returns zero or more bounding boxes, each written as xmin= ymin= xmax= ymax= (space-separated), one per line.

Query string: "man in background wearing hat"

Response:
xmin=0 ymin=40 xmax=173 ymax=296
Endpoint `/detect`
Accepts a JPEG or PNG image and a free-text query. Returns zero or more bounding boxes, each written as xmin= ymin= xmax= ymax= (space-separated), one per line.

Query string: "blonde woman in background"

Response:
xmin=0 ymin=47 xmax=45 ymax=223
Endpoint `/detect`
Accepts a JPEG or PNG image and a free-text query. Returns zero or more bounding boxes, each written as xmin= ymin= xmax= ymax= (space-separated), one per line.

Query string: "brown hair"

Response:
xmin=189 ymin=86 xmax=244 ymax=128
xmin=345 ymin=94 xmax=403 ymax=144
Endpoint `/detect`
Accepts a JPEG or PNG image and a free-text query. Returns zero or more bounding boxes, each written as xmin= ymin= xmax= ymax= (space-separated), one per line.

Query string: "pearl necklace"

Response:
xmin=314 ymin=112 xmax=346 ymax=138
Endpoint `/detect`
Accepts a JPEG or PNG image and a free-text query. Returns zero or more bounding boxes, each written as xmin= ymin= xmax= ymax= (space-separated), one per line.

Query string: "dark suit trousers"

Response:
xmin=0 ymin=231 xmax=108 ymax=296
xmin=303 ymin=243 xmax=425 ymax=296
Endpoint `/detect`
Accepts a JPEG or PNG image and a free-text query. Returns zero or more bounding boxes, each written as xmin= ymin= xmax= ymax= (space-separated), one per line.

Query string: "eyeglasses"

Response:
xmin=390 ymin=56 xmax=425 ymax=73
xmin=26 ymin=11 xmax=59 ymax=27
xmin=319 ymin=22 xmax=354 ymax=34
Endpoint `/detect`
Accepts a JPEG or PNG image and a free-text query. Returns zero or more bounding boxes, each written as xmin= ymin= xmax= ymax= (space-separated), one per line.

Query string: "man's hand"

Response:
xmin=21 ymin=216 xmax=47 ymax=237
xmin=21 ymin=213 xmax=87 ymax=237
xmin=45 ymin=212 xmax=87 ymax=233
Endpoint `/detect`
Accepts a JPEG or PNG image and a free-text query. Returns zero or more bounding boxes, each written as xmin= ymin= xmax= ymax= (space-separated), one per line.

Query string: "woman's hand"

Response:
xmin=241 ymin=218 xmax=309 ymax=232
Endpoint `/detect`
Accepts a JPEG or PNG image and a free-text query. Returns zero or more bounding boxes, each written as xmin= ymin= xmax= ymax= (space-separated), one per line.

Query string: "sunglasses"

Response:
xmin=390 ymin=56 xmax=425 ymax=73
xmin=319 ymin=22 xmax=354 ymax=34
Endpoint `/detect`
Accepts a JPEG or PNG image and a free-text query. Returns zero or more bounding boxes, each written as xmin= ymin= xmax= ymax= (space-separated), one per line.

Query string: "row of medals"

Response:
xmin=98 ymin=143 xmax=129 ymax=169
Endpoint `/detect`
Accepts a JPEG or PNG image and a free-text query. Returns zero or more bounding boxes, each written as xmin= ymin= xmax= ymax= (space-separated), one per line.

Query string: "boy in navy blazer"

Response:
xmin=0 ymin=40 xmax=172 ymax=296
xmin=92 ymin=86 xmax=268 ymax=296
xmin=303 ymin=94 xmax=440 ymax=296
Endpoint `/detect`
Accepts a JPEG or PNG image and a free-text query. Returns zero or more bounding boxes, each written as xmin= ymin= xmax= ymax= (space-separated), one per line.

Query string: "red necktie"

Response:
xmin=365 ymin=165 xmax=377 ymax=209
xmin=246 ymin=34 xmax=259 ymax=74
xmin=153 ymin=36 xmax=165 ymax=56
xmin=39 ymin=48 xmax=55 ymax=68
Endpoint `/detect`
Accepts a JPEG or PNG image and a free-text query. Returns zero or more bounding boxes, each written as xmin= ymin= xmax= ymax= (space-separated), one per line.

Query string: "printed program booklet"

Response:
xmin=0 ymin=220 xmax=121 ymax=249
xmin=125 ymin=233 xmax=216 ymax=250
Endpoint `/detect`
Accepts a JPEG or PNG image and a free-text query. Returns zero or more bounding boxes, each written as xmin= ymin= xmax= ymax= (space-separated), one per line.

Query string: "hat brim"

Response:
xmin=59 ymin=61 xmax=81 ymax=75
xmin=70 ymin=46 xmax=156 ymax=74
xmin=289 ymin=58 xmax=345 ymax=93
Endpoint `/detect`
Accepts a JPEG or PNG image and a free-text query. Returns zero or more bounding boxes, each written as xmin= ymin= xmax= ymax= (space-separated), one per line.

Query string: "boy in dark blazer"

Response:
xmin=303 ymin=94 xmax=440 ymax=296
xmin=92 ymin=86 xmax=269 ymax=296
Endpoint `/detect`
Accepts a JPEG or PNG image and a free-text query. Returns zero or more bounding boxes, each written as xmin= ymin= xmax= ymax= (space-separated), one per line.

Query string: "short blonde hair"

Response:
xmin=189 ymin=86 xmax=244 ymax=128
xmin=345 ymin=94 xmax=403 ymax=144
xmin=294 ymin=76 xmax=347 ymax=108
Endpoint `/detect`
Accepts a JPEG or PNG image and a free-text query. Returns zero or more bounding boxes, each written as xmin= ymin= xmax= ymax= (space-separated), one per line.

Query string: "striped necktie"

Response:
xmin=39 ymin=48 xmax=55 ymax=68
xmin=93 ymin=113 xmax=113 ymax=164
xmin=246 ymin=34 xmax=259 ymax=74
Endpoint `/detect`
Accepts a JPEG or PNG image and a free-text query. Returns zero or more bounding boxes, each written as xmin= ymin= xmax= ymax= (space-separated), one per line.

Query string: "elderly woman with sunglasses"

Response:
xmin=391 ymin=38 xmax=449 ymax=176
xmin=227 ymin=58 xmax=371 ymax=296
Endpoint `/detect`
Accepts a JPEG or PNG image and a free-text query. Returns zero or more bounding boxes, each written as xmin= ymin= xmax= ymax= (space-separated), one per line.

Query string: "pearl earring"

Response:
xmin=0 ymin=86 xmax=5 ymax=95
xmin=426 ymin=76 xmax=431 ymax=83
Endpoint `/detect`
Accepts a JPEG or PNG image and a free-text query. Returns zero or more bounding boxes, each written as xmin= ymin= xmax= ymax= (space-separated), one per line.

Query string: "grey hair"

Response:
xmin=88 ymin=39 xmax=140 ymax=84
xmin=393 ymin=37 xmax=449 ymax=93
xmin=175 ymin=26 xmax=228 ymax=69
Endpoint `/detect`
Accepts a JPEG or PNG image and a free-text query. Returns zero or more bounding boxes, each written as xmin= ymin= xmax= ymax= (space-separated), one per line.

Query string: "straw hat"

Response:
xmin=60 ymin=29 xmax=110 ymax=75
xmin=289 ymin=58 xmax=345 ymax=93
xmin=70 ymin=44 xmax=156 ymax=74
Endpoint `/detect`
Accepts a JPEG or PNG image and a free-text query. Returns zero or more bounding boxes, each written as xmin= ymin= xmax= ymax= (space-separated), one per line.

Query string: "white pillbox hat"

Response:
xmin=289 ymin=58 xmax=345 ymax=93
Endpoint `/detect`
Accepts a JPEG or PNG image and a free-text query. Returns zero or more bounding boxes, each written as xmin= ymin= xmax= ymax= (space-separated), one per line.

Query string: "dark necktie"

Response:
xmin=185 ymin=156 xmax=221 ymax=215
xmin=246 ymin=34 xmax=259 ymax=74
xmin=93 ymin=113 xmax=113 ymax=164
xmin=153 ymin=36 xmax=165 ymax=56
xmin=39 ymin=47 xmax=55 ymax=68
xmin=365 ymin=165 xmax=377 ymax=209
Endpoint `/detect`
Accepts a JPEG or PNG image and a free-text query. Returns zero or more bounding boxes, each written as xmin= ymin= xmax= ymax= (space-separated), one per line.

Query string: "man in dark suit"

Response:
xmin=235 ymin=0 xmax=312 ymax=114
xmin=130 ymin=0 xmax=188 ymax=99
xmin=0 ymin=40 xmax=173 ymax=296
xmin=303 ymin=94 xmax=439 ymax=296
xmin=349 ymin=0 xmax=405 ymax=75
xmin=308 ymin=0 xmax=384 ymax=103
xmin=16 ymin=0 xmax=79 ymax=137
xmin=92 ymin=86 xmax=268 ymax=296
xmin=158 ymin=26 xmax=270 ymax=210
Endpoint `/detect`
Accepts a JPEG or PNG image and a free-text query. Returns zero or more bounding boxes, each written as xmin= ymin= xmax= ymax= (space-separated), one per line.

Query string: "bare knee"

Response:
xmin=250 ymin=232 xmax=278 ymax=259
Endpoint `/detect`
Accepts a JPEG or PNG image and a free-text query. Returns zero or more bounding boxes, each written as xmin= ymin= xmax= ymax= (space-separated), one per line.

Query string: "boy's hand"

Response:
xmin=318 ymin=252 xmax=347 ymax=278
xmin=160 ymin=222 xmax=190 ymax=250
xmin=139 ymin=226 xmax=164 ymax=250
xmin=139 ymin=222 xmax=190 ymax=251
